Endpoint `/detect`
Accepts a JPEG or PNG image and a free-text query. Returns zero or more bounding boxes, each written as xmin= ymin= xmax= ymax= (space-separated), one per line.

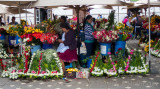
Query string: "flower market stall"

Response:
xmin=0 ymin=19 xmax=63 ymax=79
xmin=138 ymin=15 xmax=160 ymax=57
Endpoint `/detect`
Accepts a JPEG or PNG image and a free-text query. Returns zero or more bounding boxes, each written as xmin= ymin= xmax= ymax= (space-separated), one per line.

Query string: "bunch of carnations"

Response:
xmin=40 ymin=33 xmax=58 ymax=44
xmin=93 ymin=30 xmax=119 ymax=43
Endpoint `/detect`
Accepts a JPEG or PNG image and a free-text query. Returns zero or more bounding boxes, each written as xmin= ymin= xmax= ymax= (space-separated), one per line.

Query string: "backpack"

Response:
xmin=136 ymin=16 xmax=143 ymax=26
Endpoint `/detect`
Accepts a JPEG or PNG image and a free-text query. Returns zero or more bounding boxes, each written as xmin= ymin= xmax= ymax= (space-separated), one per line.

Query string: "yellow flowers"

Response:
xmin=151 ymin=15 xmax=160 ymax=25
xmin=7 ymin=26 xmax=18 ymax=36
xmin=66 ymin=68 xmax=80 ymax=72
xmin=117 ymin=23 xmax=125 ymax=30
xmin=144 ymin=45 xmax=149 ymax=52
xmin=24 ymin=26 xmax=43 ymax=34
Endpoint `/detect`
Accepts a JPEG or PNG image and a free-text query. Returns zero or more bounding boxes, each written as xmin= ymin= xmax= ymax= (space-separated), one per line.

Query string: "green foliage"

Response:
xmin=107 ymin=10 xmax=115 ymax=30
xmin=29 ymin=49 xmax=60 ymax=73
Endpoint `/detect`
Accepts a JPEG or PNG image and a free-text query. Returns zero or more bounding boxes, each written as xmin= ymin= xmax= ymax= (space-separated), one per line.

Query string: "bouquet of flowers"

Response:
xmin=40 ymin=33 xmax=58 ymax=44
xmin=35 ymin=19 xmax=60 ymax=34
xmin=151 ymin=39 xmax=160 ymax=57
xmin=118 ymin=31 xmax=133 ymax=41
xmin=95 ymin=18 xmax=108 ymax=30
xmin=92 ymin=30 xmax=119 ymax=43
xmin=6 ymin=25 xmax=19 ymax=36
xmin=20 ymin=32 xmax=43 ymax=45
xmin=21 ymin=19 xmax=28 ymax=26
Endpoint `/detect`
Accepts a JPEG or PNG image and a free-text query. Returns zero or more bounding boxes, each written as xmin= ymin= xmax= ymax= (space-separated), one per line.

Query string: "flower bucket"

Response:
xmin=31 ymin=45 xmax=41 ymax=55
xmin=87 ymin=59 xmax=92 ymax=68
xmin=115 ymin=41 xmax=126 ymax=54
xmin=42 ymin=43 xmax=53 ymax=50
xmin=0 ymin=34 xmax=5 ymax=40
xmin=8 ymin=35 xmax=20 ymax=45
xmin=15 ymin=35 xmax=21 ymax=44
xmin=100 ymin=43 xmax=111 ymax=56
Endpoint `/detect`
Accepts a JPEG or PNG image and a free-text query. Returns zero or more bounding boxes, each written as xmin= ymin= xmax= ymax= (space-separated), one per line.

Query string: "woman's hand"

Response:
xmin=57 ymin=39 xmax=63 ymax=43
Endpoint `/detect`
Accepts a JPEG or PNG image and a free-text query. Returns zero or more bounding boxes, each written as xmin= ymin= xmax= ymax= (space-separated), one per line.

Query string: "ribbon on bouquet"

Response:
xmin=90 ymin=52 xmax=100 ymax=73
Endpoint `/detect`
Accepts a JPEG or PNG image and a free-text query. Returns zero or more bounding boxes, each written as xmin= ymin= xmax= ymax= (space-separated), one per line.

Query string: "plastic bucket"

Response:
xmin=31 ymin=45 xmax=41 ymax=55
xmin=8 ymin=36 xmax=16 ymax=45
xmin=42 ymin=43 xmax=53 ymax=50
xmin=8 ymin=35 xmax=21 ymax=45
xmin=87 ymin=59 xmax=92 ymax=68
xmin=15 ymin=35 xmax=21 ymax=44
xmin=0 ymin=34 xmax=5 ymax=40
xmin=100 ymin=43 xmax=112 ymax=56
xmin=65 ymin=63 xmax=73 ymax=69
xmin=115 ymin=41 xmax=126 ymax=54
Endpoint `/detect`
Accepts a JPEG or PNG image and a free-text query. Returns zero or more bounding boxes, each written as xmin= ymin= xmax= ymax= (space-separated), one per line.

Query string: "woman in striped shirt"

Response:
xmin=84 ymin=15 xmax=95 ymax=57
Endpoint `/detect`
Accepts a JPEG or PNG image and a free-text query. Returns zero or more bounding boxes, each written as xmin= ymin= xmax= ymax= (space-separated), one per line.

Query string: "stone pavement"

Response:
xmin=0 ymin=40 xmax=160 ymax=89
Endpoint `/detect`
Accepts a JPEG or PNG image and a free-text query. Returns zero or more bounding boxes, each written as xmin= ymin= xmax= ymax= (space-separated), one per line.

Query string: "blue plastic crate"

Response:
xmin=65 ymin=63 xmax=73 ymax=69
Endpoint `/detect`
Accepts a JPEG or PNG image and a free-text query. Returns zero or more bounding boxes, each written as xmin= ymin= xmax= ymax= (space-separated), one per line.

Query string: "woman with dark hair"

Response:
xmin=84 ymin=15 xmax=95 ymax=57
xmin=57 ymin=22 xmax=77 ymax=71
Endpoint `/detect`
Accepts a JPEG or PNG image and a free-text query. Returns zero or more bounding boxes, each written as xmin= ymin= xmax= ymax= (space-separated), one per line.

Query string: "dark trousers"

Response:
xmin=135 ymin=27 xmax=141 ymax=38
xmin=85 ymin=42 xmax=93 ymax=57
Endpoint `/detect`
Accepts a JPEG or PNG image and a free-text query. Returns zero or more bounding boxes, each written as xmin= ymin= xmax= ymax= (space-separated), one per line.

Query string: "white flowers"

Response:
xmin=0 ymin=49 xmax=8 ymax=59
xmin=1 ymin=71 xmax=9 ymax=77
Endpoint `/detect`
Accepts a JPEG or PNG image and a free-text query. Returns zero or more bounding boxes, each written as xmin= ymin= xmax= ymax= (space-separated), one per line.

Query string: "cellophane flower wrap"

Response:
xmin=118 ymin=31 xmax=133 ymax=41
xmin=40 ymin=33 xmax=58 ymax=44
xmin=92 ymin=29 xmax=119 ymax=43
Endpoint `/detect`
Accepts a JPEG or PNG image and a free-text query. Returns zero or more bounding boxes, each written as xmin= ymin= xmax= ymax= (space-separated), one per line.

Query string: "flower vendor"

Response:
xmin=9 ymin=17 xmax=18 ymax=25
xmin=0 ymin=17 xmax=5 ymax=26
xmin=84 ymin=15 xmax=95 ymax=57
xmin=57 ymin=22 xmax=78 ymax=71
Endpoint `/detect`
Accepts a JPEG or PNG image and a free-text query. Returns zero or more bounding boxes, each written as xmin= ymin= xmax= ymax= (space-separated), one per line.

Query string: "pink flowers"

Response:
xmin=31 ymin=70 xmax=36 ymax=74
xmin=111 ymin=62 xmax=114 ymax=65
xmin=40 ymin=33 xmax=58 ymax=44
xmin=41 ymin=71 xmax=46 ymax=74
xmin=108 ymin=52 xmax=111 ymax=55
xmin=125 ymin=60 xmax=130 ymax=71
xmin=18 ymin=69 xmax=23 ymax=73
xmin=128 ymin=55 xmax=131 ymax=60
xmin=130 ymin=52 xmax=133 ymax=55
xmin=131 ymin=49 xmax=134 ymax=52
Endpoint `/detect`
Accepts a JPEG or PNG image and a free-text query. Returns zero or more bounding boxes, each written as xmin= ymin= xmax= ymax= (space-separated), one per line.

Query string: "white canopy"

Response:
xmin=0 ymin=5 xmax=9 ymax=14
xmin=0 ymin=5 xmax=31 ymax=14
xmin=7 ymin=7 xmax=31 ymax=14
xmin=32 ymin=0 xmax=122 ymax=7
xmin=0 ymin=0 xmax=37 ymax=6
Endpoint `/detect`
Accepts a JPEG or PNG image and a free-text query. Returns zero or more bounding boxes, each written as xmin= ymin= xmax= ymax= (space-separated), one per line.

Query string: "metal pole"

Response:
xmin=76 ymin=5 xmax=80 ymax=55
xmin=148 ymin=0 xmax=151 ymax=72
xmin=26 ymin=7 xmax=27 ymax=25
xmin=118 ymin=6 xmax=119 ymax=22
xmin=18 ymin=2 xmax=23 ymax=55
xmin=19 ymin=2 xmax=21 ymax=24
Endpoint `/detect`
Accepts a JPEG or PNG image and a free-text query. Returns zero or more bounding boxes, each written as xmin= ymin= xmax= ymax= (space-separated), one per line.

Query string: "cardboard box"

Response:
xmin=76 ymin=71 xmax=90 ymax=78
xmin=65 ymin=71 xmax=76 ymax=78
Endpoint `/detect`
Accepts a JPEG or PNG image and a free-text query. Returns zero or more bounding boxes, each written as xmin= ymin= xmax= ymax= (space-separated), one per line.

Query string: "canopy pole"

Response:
xmin=19 ymin=2 xmax=21 ymax=24
xmin=26 ymin=7 xmax=27 ymax=25
xmin=148 ymin=0 xmax=151 ymax=73
xmin=118 ymin=6 xmax=119 ymax=22
xmin=76 ymin=5 xmax=80 ymax=55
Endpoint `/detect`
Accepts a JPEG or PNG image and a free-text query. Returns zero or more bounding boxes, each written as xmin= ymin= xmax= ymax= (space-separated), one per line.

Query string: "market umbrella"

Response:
xmin=0 ymin=5 xmax=9 ymax=14
xmin=0 ymin=0 xmax=37 ymax=6
xmin=32 ymin=0 xmax=122 ymax=7
xmin=7 ymin=7 xmax=32 ymax=14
